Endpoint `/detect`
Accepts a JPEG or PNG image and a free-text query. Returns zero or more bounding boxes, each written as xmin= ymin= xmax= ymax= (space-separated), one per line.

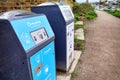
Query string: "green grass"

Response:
xmin=73 ymin=3 xmax=97 ymax=20
xmin=74 ymin=13 xmax=80 ymax=22
xmin=74 ymin=23 xmax=86 ymax=51
xmin=74 ymin=23 xmax=87 ymax=35
xmin=85 ymin=11 xmax=97 ymax=20
xmin=104 ymin=10 xmax=120 ymax=18
xmin=71 ymin=71 xmax=77 ymax=78
xmin=74 ymin=24 xmax=84 ymax=30
xmin=74 ymin=35 xmax=84 ymax=50
xmin=110 ymin=10 xmax=120 ymax=18
xmin=73 ymin=3 xmax=94 ymax=16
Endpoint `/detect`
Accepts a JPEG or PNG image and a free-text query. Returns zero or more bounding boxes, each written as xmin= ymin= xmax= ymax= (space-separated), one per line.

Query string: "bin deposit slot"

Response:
xmin=34 ymin=63 xmax=43 ymax=74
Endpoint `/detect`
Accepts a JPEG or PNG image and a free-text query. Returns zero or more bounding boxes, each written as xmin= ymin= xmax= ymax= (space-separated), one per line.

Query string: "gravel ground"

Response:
xmin=72 ymin=10 xmax=120 ymax=80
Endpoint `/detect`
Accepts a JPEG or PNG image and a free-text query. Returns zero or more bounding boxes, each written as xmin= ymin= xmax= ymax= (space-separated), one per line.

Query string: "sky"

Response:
xmin=76 ymin=0 xmax=113 ymax=3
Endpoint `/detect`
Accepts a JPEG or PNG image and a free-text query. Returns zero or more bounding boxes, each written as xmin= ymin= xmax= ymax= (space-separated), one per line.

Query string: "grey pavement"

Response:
xmin=75 ymin=28 xmax=85 ymax=40
xmin=57 ymin=50 xmax=82 ymax=80
xmin=72 ymin=10 xmax=120 ymax=80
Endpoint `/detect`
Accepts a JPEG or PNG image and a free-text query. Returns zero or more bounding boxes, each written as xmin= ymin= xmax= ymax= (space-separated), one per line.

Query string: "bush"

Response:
xmin=73 ymin=3 xmax=94 ymax=16
xmin=85 ymin=11 xmax=97 ymax=20
xmin=104 ymin=10 xmax=120 ymax=18
xmin=73 ymin=3 xmax=97 ymax=20
xmin=110 ymin=10 xmax=120 ymax=18
xmin=74 ymin=13 xmax=80 ymax=21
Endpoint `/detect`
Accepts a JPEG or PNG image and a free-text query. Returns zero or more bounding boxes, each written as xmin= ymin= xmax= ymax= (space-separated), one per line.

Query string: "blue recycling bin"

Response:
xmin=0 ymin=10 xmax=56 ymax=80
xmin=31 ymin=2 xmax=74 ymax=71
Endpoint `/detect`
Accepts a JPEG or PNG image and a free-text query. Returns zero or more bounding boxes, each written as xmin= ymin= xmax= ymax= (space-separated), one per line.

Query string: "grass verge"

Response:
xmin=74 ymin=35 xmax=84 ymax=51
xmin=71 ymin=71 xmax=77 ymax=78
xmin=73 ymin=3 xmax=97 ymax=21
xmin=104 ymin=9 xmax=120 ymax=18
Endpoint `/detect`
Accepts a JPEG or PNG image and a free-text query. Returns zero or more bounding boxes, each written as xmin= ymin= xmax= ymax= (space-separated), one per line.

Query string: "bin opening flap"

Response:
xmin=0 ymin=10 xmax=35 ymax=19
xmin=58 ymin=5 xmax=74 ymax=22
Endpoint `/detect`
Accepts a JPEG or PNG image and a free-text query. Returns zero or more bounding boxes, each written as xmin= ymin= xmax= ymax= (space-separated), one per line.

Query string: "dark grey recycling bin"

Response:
xmin=31 ymin=2 xmax=74 ymax=71
xmin=0 ymin=10 xmax=56 ymax=80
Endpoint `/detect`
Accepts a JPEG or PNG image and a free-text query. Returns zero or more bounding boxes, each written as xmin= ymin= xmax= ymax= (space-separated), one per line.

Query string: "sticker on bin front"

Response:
xmin=30 ymin=41 xmax=56 ymax=80
xmin=10 ymin=15 xmax=54 ymax=51
xmin=31 ymin=28 xmax=48 ymax=45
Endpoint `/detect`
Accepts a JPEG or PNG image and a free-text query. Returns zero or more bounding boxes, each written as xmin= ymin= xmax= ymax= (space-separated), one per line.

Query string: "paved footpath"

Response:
xmin=72 ymin=10 xmax=120 ymax=80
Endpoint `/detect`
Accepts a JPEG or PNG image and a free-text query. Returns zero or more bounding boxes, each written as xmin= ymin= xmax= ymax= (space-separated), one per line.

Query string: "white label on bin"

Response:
xmin=66 ymin=22 xmax=74 ymax=70
xmin=31 ymin=28 xmax=48 ymax=45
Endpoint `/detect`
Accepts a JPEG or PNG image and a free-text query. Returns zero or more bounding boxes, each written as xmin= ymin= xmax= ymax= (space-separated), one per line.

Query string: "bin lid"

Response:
xmin=37 ymin=2 xmax=74 ymax=22
xmin=0 ymin=10 xmax=35 ymax=19
xmin=37 ymin=2 xmax=57 ymax=6
xmin=57 ymin=5 xmax=74 ymax=22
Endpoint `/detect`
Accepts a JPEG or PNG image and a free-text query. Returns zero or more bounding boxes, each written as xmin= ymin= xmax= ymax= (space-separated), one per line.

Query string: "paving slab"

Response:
xmin=57 ymin=50 xmax=82 ymax=80
xmin=69 ymin=50 xmax=82 ymax=73
xmin=75 ymin=21 xmax=84 ymax=26
xmin=75 ymin=28 xmax=85 ymax=40
xmin=57 ymin=74 xmax=71 ymax=80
